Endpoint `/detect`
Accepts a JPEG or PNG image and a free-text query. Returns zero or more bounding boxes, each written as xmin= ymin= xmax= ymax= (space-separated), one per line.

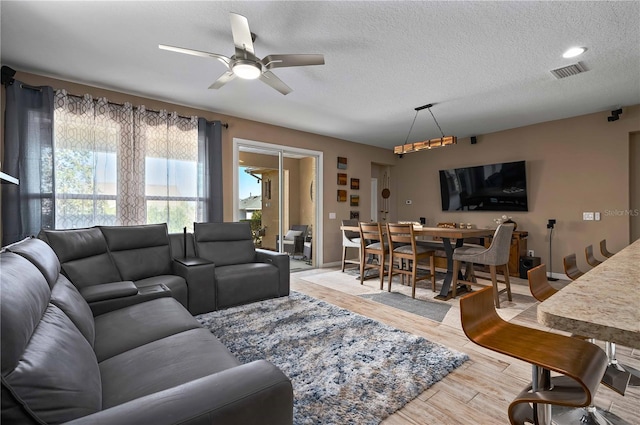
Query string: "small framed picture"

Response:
xmin=337 ymin=156 xmax=347 ymax=170
xmin=337 ymin=173 xmax=347 ymax=186
xmin=337 ymin=190 xmax=347 ymax=202
xmin=350 ymin=195 xmax=359 ymax=207
xmin=350 ymin=211 xmax=360 ymax=220
xmin=350 ymin=178 xmax=359 ymax=190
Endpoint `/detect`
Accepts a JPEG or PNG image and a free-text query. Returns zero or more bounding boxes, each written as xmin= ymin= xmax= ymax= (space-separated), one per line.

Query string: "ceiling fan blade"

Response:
xmin=208 ymin=71 xmax=236 ymax=89
xmin=261 ymin=54 xmax=325 ymax=69
xmin=229 ymin=13 xmax=255 ymax=59
xmin=259 ymin=71 xmax=292 ymax=95
xmin=159 ymin=44 xmax=231 ymax=68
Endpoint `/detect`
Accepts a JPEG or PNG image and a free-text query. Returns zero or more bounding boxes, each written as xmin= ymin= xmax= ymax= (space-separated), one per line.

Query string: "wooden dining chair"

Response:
xmin=563 ymin=253 xmax=584 ymax=280
xmin=358 ymin=222 xmax=387 ymax=289
xmin=451 ymin=223 xmax=514 ymax=308
xmin=460 ymin=287 xmax=608 ymax=425
xmin=585 ymin=245 xmax=602 ymax=267
xmin=386 ymin=223 xmax=436 ymax=298
xmin=600 ymin=239 xmax=615 ymax=258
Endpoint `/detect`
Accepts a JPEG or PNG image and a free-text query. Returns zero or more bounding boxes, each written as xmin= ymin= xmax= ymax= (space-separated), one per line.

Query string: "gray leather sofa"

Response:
xmin=1 ymin=237 xmax=293 ymax=425
xmin=39 ymin=222 xmax=290 ymax=314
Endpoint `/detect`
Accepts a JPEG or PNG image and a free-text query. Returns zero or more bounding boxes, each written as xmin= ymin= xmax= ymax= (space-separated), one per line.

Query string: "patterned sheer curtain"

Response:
xmin=53 ymin=90 xmax=202 ymax=232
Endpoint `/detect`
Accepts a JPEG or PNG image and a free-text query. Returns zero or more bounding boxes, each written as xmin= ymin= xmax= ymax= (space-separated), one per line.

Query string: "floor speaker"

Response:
xmin=519 ymin=256 xmax=541 ymax=279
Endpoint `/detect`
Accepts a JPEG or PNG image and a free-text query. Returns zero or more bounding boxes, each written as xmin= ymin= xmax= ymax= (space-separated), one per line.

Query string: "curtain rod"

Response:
xmin=18 ymin=82 xmax=228 ymax=128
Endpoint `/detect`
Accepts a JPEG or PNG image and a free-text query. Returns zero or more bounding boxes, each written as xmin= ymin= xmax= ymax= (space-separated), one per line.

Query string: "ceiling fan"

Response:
xmin=159 ymin=12 xmax=325 ymax=95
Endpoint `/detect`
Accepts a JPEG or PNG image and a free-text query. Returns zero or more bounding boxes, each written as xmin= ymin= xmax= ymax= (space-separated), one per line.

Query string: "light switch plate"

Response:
xmin=329 ymin=212 xmax=336 ymax=219
xmin=594 ymin=212 xmax=601 ymax=221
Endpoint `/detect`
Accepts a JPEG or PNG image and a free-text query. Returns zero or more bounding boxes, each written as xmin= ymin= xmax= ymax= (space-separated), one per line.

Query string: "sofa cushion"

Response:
xmin=42 ymin=227 xmax=122 ymax=288
xmin=93 ymin=297 xmax=200 ymax=362
xmin=99 ymin=328 xmax=240 ymax=408
xmin=51 ymin=276 xmax=96 ymax=346
xmin=100 ymin=224 xmax=173 ymax=281
xmin=216 ymin=263 xmax=280 ymax=308
xmin=194 ymin=222 xmax=256 ymax=266
xmin=1 ymin=253 xmax=101 ymax=424
xmin=6 ymin=237 xmax=61 ymax=288
xmin=1 ymin=253 xmax=50 ymax=376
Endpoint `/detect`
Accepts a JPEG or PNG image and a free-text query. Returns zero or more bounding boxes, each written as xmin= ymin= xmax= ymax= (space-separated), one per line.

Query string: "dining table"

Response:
xmin=538 ymin=238 xmax=640 ymax=350
xmin=340 ymin=224 xmax=495 ymax=300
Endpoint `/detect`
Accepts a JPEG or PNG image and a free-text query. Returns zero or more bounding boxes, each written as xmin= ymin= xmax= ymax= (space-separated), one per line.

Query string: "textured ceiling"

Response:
xmin=2 ymin=1 xmax=639 ymax=149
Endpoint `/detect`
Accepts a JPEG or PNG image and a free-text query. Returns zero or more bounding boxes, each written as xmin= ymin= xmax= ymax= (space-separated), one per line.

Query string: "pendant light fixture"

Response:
xmin=394 ymin=103 xmax=457 ymax=155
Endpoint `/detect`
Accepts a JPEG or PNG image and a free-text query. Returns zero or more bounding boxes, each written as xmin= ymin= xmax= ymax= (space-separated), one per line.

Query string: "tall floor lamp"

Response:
xmin=547 ymin=219 xmax=558 ymax=281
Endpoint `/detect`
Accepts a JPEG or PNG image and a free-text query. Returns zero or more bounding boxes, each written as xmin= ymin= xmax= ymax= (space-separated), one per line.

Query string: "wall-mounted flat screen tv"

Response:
xmin=439 ymin=160 xmax=528 ymax=211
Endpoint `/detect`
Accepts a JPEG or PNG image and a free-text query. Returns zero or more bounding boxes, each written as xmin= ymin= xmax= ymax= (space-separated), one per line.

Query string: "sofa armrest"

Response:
xmin=88 ymin=284 xmax=172 ymax=316
xmin=80 ymin=281 xmax=138 ymax=303
xmin=172 ymin=257 xmax=216 ymax=315
xmin=255 ymin=249 xmax=290 ymax=297
xmin=63 ymin=360 xmax=293 ymax=425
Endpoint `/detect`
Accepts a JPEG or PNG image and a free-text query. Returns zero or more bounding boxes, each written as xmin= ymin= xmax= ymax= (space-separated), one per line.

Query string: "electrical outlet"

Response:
xmin=528 ymin=250 xmax=534 ymax=257
xmin=583 ymin=212 xmax=594 ymax=221
xmin=594 ymin=212 xmax=601 ymax=221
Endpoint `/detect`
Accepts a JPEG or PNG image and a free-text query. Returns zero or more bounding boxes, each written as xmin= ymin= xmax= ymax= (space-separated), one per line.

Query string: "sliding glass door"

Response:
xmin=233 ymin=138 xmax=322 ymax=267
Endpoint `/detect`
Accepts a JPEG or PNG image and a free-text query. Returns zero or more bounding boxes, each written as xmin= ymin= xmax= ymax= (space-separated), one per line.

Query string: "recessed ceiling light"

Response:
xmin=563 ymin=47 xmax=586 ymax=58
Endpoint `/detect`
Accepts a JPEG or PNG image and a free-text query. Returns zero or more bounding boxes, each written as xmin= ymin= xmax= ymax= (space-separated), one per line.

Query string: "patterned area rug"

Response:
xmin=196 ymin=292 xmax=468 ymax=425
xmin=359 ymin=291 xmax=452 ymax=322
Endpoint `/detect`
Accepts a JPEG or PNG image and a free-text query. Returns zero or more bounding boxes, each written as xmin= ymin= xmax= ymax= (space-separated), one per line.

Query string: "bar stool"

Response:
xmin=527 ymin=264 xmax=632 ymax=399
xmin=358 ymin=222 xmax=387 ymax=289
xmin=460 ymin=286 xmax=608 ymax=425
xmin=386 ymin=223 xmax=436 ymax=298
xmin=563 ymin=253 xmax=584 ymax=280
xmin=451 ymin=223 xmax=514 ymax=308
xmin=341 ymin=219 xmax=361 ymax=272
xmin=599 ymin=239 xmax=616 ymax=258
xmin=585 ymin=245 xmax=603 ymax=267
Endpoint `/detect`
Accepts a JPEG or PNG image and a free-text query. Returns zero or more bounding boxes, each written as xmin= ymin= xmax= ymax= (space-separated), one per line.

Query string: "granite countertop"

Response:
xmin=538 ymin=239 xmax=640 ymax=349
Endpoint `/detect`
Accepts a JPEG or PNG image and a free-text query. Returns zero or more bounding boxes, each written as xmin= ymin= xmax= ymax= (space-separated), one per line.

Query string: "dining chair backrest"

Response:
xmin=386 ymin=223 xmax=417 ymax=250
xmin=359 ymin=222 xmax=384 ymax=247
xmin=483 ymin=223 xmax=515 ymax=266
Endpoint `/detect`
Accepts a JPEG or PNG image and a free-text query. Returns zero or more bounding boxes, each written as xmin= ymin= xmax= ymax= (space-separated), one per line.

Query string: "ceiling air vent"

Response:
xmin=550 ymin=62 xmax=587 ymax=79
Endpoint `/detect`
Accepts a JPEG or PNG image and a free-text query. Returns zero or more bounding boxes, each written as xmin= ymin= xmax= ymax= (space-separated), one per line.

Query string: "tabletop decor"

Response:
xmin=196 ymin=291 xmax=468 ymax=425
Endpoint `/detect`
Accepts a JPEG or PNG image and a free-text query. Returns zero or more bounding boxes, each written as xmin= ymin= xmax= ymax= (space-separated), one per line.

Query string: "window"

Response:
xmin=53 ymin=91 xmax=202 ymax=232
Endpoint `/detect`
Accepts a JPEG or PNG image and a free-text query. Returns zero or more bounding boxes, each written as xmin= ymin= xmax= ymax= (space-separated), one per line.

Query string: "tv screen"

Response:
xmin=439 ymin=161 xmax=528 ymax=211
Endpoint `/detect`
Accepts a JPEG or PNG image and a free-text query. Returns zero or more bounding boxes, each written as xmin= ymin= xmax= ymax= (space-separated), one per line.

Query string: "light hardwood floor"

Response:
xmin=290 ymin=267 xmax=640 ymax=425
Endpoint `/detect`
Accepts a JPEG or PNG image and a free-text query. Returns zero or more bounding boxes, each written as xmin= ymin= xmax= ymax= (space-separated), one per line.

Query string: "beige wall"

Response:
xmin=2 ymin=71 xmax=638 ymax=273
xmin=394 ymin=106 xmax=640 ymax=276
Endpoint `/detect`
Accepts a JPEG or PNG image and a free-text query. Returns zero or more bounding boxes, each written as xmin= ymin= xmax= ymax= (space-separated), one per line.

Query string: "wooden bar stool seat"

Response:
xmin=563 ymin=253 xmax=584 ymax=280
xmin=460 ymin=287 xmax=608 ymax=425
xmin=585 ymin=244 xmax=603 ymax=267
xmin=599 ymin=239 xmax=616 ymax=258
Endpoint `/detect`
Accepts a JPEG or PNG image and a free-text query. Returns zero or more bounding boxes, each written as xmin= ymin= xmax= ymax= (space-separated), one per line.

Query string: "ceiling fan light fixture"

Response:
xmin=233 ymin=61 xmax=261 ymax=79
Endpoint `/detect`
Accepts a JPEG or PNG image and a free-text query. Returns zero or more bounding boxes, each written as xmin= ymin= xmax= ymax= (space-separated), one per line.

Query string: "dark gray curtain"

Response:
xmin=2 ymin=81 xmax=54 ymax=245
xmin=197 ymin=118 xmax=223 ymax=222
